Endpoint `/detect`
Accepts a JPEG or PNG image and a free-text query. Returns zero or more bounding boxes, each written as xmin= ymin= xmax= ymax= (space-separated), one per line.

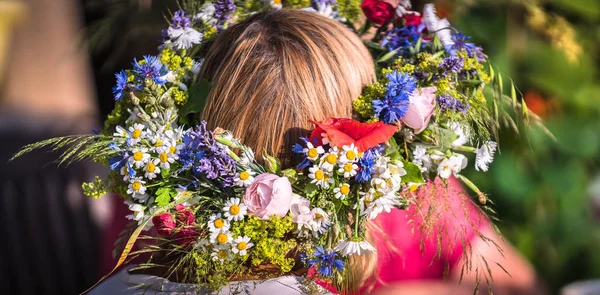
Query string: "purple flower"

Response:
xmin=382 ymin=24 xmax=426 ymax=53
xmin=356 ymin=148 xmax=379 ymax=183
xmin=436 ymin=94 xmax=469 ymax=113
xmin=439 ymin=56 xmax=463 ymax=73
xmin=213 ymin=0 xmax=236 ymax=28
xmin=171 ymin=10 xmax=191 ymax=29
xmin=112 ymin=70 xmax=128 ymax=101
xmin=132 ymin=55 xmax=168 ymax=85
xmin=179 ymin=122 xmax=237 ymax=187
xmin=306 ymin=247 xmax=344 ymax=278
xmin=447 ymin=32 xmax=486 ymax=62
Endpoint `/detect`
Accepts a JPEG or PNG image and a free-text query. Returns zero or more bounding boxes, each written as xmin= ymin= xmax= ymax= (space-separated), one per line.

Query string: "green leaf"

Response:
xmin=155 ymin=187 xmax=176 ymax=207
xmin=179 ymin=79 xmax=211 ymax=116
xmin=510 ymin=82 xmax=517 ymax=107
xmin=263 ymin=152 xmax=281 ymax=174
xmin=401 ymin=160 xmax=425 ymax=184
xmin=377 ymin=49 xmax=399 ymax=63
xmin=303 ymin=183 xmax=319 ymax=198
xmin=414 ymin=37 xmax=422 ymax=54
xmin=383 ymin=137 xmax=401 ymax=160
xmin=160 ymin=168 xmax=170 ymax=179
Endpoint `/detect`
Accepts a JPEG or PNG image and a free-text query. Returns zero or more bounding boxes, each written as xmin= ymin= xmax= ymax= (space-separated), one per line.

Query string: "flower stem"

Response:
xmin=452 ymin=145 xmax=477 ymax=153
xmin=457 ymin=174 xmax=487 ymax=204
xmin=354 ymin=190 xmax=360 ymax=239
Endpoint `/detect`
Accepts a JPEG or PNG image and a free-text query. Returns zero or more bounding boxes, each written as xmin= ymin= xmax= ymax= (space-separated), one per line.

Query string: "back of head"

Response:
xmin=200 ymin=9 xmax=375 ymax=163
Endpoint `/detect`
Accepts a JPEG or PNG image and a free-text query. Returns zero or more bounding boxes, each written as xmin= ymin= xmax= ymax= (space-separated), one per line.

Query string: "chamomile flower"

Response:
xmin=165 ymin=140 xmax=183 ymax=159
xmin=232 ymin=236 xmax=254 ymax=256
xmin=334 ymin=240 xmax=377 ymax=256
xmin=128 ymin=123 xmax=146 ymax=145
xmin=234 ymin=170 xmax=255 ymax=187
xmin=127 ymin=177 xmax=147 ymax=198
xmin=129 ymin=147 xmax=150 ymax=168
xmin=363 ymin=194 xmax=398 ymax=220
xmin=333 ymin=183 xmax=351 ymax=200
xmin=120 ymin=162 xmax=136 ymax=181
xmin=223 ymin=198 xmax=247 ymax=221
xmin=156 ymin=146 xmax=176 ymax=169
xmin=338 ymin=162 xmax=358 ymax=178
xmin=211 ymin=247 xmax=231 ymax=262
xmin=113 ymin=126 xmax=128 ymax=139
xmin=339 ymin=144 xmax=359 ymax=164
xmin=308 ymin=165 xmax=333 ymax=188
xmin=124 ymin=200 xmax=145 ymax=222
xmin=208 ymin=213 xmax=230 ymax=233
xmin=210 ymin=229 xmax=233 ymax=246
xmin=304 ymin=142 xmax=324 ymax=161
xmin=371 ymin=178 xmax=388 ymax=192
xmin=144 ymin=159 xmax=161 ymax=179
xmin=320 ymin=147 xmax=339 ymax=171
xmin=310 ymin=208 xmax=330 ymax=234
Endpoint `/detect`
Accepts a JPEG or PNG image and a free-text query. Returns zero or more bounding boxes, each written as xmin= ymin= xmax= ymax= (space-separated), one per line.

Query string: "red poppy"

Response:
xmin=309 ymin=118 xmax=398 ymax=152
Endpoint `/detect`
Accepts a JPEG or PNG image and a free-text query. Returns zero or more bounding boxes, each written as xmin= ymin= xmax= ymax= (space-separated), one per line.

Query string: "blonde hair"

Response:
xmin=201 ymin=9 xmax=375 ymax=163
xmin=200 ymin=9 xmax=377 ymax=291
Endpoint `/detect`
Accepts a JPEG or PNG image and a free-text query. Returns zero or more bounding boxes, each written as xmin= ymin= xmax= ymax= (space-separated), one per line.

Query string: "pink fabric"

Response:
xmin=370 ymin=177 xmax=487 ymax=290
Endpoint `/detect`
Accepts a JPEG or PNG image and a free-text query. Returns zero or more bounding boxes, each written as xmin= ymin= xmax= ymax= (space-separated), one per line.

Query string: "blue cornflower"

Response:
xmin=132 ymin=55 xmax=168 ymax=85
xmin=447 ymin=32 xmax=482 ymax=59
xmin=372 ymin=71 xmax=416 ymax=124
xmin=381 ymin=24 xmax=426 ymax=53
xmin=387 ymin=70 xmax=416 ymax=98
xmin=292 ymin=137 xmax=315 ymax=170
xmin=306 ymin=247 xmax=344 ymax=278
xmin=355 ymin=148 xmax=378 ymax=183
xmin=112 ymin=70 xmax=128 ymax=101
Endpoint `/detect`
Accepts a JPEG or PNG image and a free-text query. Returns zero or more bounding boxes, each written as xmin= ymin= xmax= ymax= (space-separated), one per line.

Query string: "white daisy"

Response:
xmin=338 ymin=162 xmax=358 ymax=178
xmin=449 ymin=123 xmax=469 ymax=147
xmin=156 ymin=146 xmax=176 ymax=169
xmin=475 ymin=141 xmax=497 ymax=172
xmin=232 ymin=236 xmax=254 ymax=256
xmin=333 ymin=183 xmax=351 ymax=200
xmin=211 ymin=247 xmax=231 ymax=262
xmin=334 ymin=240 xmax=377 ymax=256
xmin=223 ymin=198 xmax=247 ymax=221
xmin=339 ymin=144 xmax=359 ymax=163
xmin=144 ymin=159 xmax=161 ymax=179
xmin=363 ymin=194 xmax=398 ymax=220
xmin=210 ymin=229 xmax=233 ymax=246
xmin=310 ymin=208 xmax=330 ymax=234
xmin=120 ymin=162 xmax=135 ymax=181
xmin=304 ymin=142 xmax=325 ymax=161
xmin=127 ymin=177 xmax=147 ymax=198
xmin=128 ymin=123 xmax=146 ymax=145
xmin=234 ymin=170 xmax=255 ymax=187
xmin=129 ymin=147 xmax=150 ymax=168
xmin=320 ymin=147 xmax=339 ymax=171
xmin=124 ymin=200 xmax=145 ymax=222
xmin=208 ymin=213 xmax=230 ymax=233
xmin=173 ymin=187 xmax=200 ymax=207
xmin=412 ymin=145 xmax=432 ymax=172
xmin=371 ymin=178 xmax=388 ymax=192
xmin=113 ymin=126 xmax=128 ymax=139
xmin=308 ymin=165 xmax=333 ymax=188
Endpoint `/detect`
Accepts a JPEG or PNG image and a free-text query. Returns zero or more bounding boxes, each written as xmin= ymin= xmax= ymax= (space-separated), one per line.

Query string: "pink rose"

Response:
xmin=176 ymin=206 xmax=196 ymax=225
xmin=402 ymin=86 xmax=437 ymax=134
xmin=152 ymin=214 xmax=176 ymax=236
xmin=243 ymin=173 xmax=293 ymax=220
xmin=175 ymin=227 xmax=200 ymax=247
xmin=290 ymin=197 xmax=313 ymax=225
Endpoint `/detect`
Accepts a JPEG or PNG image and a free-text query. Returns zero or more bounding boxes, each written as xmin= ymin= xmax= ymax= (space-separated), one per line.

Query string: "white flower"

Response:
xmin=290 ymin=198 xmax=314 ymax=231
xmin=167 ymin=26 xmax=203 ymax=50
xmin=195 ymin=4 xmax=217 ymax=25
xmin=449 ymin=123 xmax=469 ymax=147
xmin=338 ymin=162 xmax=358 ymax=178
xmin=320 ymin=132 xmax=331 ymax=145
xmin=191 ymin=59 xmax=203 ymax=76
xmin=371 ymin=178 xmax=388 ymax=192
xmin=232 ymin=236 xmax=254 ymax=256
xmin=239 ymin=148 xmax=255 ymax=166
xmin=363 ymin=194 xmax=398 ymax=220
xmin=211 ymin=247 xmax=231 ymax=262
xmin=127 ymin=177 xmax=147 ymax=198
xmin=144 ymin=159 xmax=161 ymax=179
xmin=114 ymin=126 xmax=128 ymax=139
xmin=120 ymin=162 xmax=134 ymax=181
xmin=412 ymin=145 xmax=432 ymax=172
xmin=475 ymin=141 xmax=497 ymax=172
xmin=333 ymin=183 xmax=351 ymax=200
xmin=437 ymin=154 xmax=468 ymax=178
xmin=129 ymin=147 xmax=150 ymax=168
xmin=320 ymin=147 xmax=339 ymax=171
xmin=194 ymin=239 xmax=210 ymax=251
xmin=208 ymin=213 xmax=230 ymax=233
xmin=356 ymin=188 xmax=378 ymax=213
xmin=210 ymin=229 xmax=233 ymax=246
xmin=173 ymin=187 xmax=200 ymax=207
xmin=124 ymin=200 xmax=145 ymax=222
xmin=308 ymin=165 xmax=333 ymax=188
xmin=423 ymin=4 xmax=454 ymax=48
xmin=128 ymin=123 xmax=146 ymax=145
xmin=234 ymin=170 xmax=255 ymax=187
xmin=223 ymin=198 xmax=247 ymax=221
xmin=339 ymin=144 xmax=359 ymax=163
xmin=310 ymin=208 xmax=330 ymax=235
xmin=156 ymin=146 xmax=176 ymax=169
xmin=334 ymin=240 xmax=377 ymax=256
xmin=304 ymin=142 xmax=325 ymax=161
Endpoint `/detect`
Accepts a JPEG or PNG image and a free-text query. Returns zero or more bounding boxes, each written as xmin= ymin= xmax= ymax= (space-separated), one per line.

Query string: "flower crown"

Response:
xmin=13 ymin=0 xmax=547 ymax=292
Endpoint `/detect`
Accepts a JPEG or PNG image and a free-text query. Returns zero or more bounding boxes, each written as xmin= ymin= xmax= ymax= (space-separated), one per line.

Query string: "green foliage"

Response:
xmin=231 ymin=215 xmax=297 ymax=273
xmin=82 ymin=176 xmax=107 ymax=199
xmin=337 ymin=0 xmax=362 ymax=23
xmin=284 ymin=0 xmax=311 ymax=9
xmin=155 ymin=187 xmax=177 ymax=207
xmin=179 ymin=79 xmax=211 ymax=117
xmin=401 ymin=160 xmax=425 ymax=184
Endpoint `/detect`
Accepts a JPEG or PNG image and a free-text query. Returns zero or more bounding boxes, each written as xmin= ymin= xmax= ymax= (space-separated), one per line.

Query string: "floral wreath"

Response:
xmin=13 ymin=0 xmax=548 ymax=293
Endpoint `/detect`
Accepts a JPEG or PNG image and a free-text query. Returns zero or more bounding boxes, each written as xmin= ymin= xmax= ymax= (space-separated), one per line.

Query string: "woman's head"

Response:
xmin=200 ymin=9 xmax=375 ymax=163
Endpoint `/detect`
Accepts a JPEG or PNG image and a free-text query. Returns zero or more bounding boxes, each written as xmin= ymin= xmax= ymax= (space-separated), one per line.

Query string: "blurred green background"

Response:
xmin=443 ymin=0 xmax=600 ymax=292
